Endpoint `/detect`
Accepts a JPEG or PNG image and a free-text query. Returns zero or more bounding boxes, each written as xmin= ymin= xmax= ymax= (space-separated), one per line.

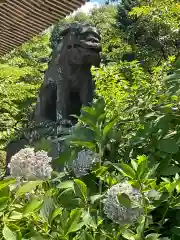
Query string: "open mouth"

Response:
xmin=69 ymin=35 xmax=101 ymax=53
xmin=79 ymin=39 xmax=101 ymax=52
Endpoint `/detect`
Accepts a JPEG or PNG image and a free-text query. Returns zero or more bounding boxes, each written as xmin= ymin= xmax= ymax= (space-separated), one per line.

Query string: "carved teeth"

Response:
xmin=80 ymin=40 xmax=101 ymax=51
xmin=86 ymin=37 xmax=99 ymax=43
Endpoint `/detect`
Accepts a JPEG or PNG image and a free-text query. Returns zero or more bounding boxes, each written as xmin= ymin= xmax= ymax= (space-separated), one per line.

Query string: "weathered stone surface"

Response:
xmin=35 ymin=23 xmax=102 ymax=124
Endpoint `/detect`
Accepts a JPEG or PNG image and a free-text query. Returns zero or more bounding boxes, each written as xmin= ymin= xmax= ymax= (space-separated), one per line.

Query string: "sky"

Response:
xmin=71 ymin=0 xmax=105 ymax=16
xmin=90 ymin=0 xmax=105 ymax=3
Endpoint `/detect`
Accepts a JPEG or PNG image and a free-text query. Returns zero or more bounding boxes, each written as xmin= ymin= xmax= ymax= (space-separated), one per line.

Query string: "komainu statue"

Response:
xmin=4 ymin=23 xmax=102 ymax=176
xmin=34 ymin=23 xmax=101 ymax=124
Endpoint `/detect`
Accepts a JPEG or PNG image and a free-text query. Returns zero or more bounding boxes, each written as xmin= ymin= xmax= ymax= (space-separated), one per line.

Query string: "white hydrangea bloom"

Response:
xmin=146 ymin=189 xmax=161 ymax=199
xmin=72 ymin=149 xmax=99 ymax=177
xmin=103 ymin=182 xmax=143 ymax=225
xmin=8 ymin=148 xmax=52 ymax=180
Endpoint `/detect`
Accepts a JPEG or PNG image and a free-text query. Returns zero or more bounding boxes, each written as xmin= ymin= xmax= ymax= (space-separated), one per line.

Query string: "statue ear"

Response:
xmin=60 ymin=23 xmax=79 ymax=38
xmin=59 ymin=27 xmax=70 ymax=37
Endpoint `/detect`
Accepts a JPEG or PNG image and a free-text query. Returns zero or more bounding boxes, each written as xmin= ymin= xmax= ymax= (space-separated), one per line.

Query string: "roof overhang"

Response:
xmin=0 ymin=0 xmax=87 ymax=56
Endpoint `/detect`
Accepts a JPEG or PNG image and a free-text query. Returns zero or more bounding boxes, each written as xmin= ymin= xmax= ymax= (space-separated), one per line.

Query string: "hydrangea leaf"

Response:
xmin=0 ymin=178 xmax=16 ymax=191
xmin=40 ymin=197 xmax=55 ymax=223
xmin=102 ymin=116 xmax=118 ymax=141
xmin=57 ymin=180 xmax=74 ymax=190
xmin=74 ymin=179 xmax=88 ymax=201
xmin=145 ymin=233 xmax=161 ymax=239
xmin=23 ymin=198 xmax=43 ymax=215
xmin=16 ymin=180 xmax=43 ymax=196
xmin=158 ymin=139 xmax=179 ymax=154
xmin=119 ymin=163 xmax=136 ymax=179
xmin=90 ymin=194 xmax=103 ymax=204
xmin=3 ymin=226 xmax=17 ymax=240
xmin=118 ymin=193 xmax=132 ymax=208
xmin=65 ymin=208 xmax=84 ymax=235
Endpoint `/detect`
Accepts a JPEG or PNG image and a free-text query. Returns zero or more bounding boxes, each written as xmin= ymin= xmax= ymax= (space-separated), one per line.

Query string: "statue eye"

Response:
xmin=80 ymin=32 xmax=89 ymax=39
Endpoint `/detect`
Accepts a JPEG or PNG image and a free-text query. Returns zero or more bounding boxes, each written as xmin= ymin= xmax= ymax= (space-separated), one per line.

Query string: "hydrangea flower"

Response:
xmin=72 ymin=149 xmax=99 ymax=177
xmin=146 ymin=189 xmax=161 ymax=199
xmin=8 ymin=148 xmax=52 ymax=181
xmin=103 ymin=182 xmax=143 ymax=225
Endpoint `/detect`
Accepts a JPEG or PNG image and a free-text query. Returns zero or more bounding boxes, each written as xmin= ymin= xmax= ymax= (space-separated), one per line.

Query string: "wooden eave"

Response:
xmin=0 ymin=0 xmax=87 ymax=56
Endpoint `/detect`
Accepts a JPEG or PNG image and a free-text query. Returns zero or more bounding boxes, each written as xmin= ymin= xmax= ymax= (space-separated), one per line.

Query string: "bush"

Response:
xmin=1 ymin=2 xmax=180 ymax=239
xmin=1 ymin=61 xmax=180 ymax=239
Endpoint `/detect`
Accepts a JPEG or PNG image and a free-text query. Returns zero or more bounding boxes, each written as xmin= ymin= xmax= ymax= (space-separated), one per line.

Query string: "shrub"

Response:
xmin=1 ymin=61 xmax=180 ymax=239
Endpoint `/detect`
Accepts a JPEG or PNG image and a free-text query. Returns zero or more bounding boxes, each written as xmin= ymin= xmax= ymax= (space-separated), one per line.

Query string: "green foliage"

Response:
xmin=116 ymin=0 xmax=180 ymax=69
xmin=0 ymin=1 xmax=180 ymax=239
xmin=1 ymin=81 xmax=180 ymax=238
xmin=90 ymin=5 xmax=131 ymax=63
xmin=0 ymin=33 xmax=50 ymax=151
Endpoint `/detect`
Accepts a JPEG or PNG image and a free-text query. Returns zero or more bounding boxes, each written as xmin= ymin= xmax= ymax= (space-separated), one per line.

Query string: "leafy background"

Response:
xmin=0 ymin=0 xmax=180 ymax=239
